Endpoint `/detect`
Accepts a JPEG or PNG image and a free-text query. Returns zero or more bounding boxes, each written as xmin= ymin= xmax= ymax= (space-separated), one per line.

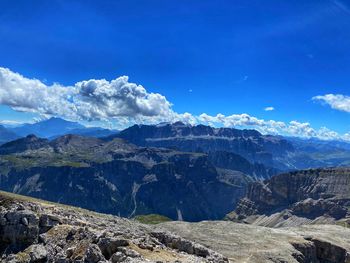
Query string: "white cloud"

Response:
xmin=0 ymin=67 xmax=349 ymax=141
xmin=0 ymin=67 xmax=173 ymax=121
xmin=313 ymin=94 xmax=350 ymax=113
xmin=264 ymin=106 xmax=275 ymax=111
xmin=198 ymin=113 xmax=350 ymax=141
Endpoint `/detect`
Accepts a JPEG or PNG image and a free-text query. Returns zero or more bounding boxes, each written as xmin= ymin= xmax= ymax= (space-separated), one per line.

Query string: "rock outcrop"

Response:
xmin=228 ymin=167 xmax=350 ymax=227
xmin=0 ymin=191 xmax=228 ymax=263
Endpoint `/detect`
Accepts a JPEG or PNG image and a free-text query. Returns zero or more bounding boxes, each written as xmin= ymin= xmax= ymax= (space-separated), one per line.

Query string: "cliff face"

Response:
xmin=110 ymin=123 xmax=350 ymax=171
xmin=0 ymin=135 xmax=260 ymax=222
xmin=229 ymin=168 xmax=350 ymax=227
xmin=111 ymin=123 xmax=294 ymax=169
xmin=208 ymin=151 xmax=278 ymax=180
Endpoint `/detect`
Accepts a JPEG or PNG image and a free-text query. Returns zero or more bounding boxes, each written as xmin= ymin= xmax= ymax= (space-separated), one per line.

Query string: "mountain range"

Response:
xmin=1 ymin=119 xmax=350 ymax=222
xmin=2 ymin=117 xmax=350 ymax=173
xmin=0 ymin=134 xmax=272 ymax=221
xmin=111 ymin=122 xmax=350 ymax=171
xmin=0 ymin=118 xmax=117 ymax=143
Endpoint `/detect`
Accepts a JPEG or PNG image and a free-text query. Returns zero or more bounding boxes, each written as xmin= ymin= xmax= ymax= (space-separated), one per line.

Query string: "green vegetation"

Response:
xmin=0 ymin=153 xmax=90 ymax=170
xmin=133 ymin=214 xmax=172 ymax=224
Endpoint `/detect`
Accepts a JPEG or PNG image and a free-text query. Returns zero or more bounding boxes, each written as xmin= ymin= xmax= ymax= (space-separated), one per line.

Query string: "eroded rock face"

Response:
xmin=292 ymin=238 xmax=350 ymax=263
xmin=229 ymin=168 xmax=350 ymax=227
xmin=0 ymin=191 xmax=228 ymax=263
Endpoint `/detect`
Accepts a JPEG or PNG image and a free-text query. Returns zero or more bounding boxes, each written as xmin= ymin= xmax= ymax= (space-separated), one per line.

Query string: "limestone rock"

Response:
xmin=158 ymin=221 xmax=350 ymax=263
xmin=84 ymin=244 xmax=104 ymax=263
xmin=0 ymin=191 xmax=227 ymax=263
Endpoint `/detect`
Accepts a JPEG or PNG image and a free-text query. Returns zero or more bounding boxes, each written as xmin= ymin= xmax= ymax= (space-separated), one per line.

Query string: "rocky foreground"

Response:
xmin=0 ymin=191 xmax=227 ymax=263
xmin=158 ymin=221 xmax=350 ymax=263
xmin=1 ymin=190 xmax=350 ymax=263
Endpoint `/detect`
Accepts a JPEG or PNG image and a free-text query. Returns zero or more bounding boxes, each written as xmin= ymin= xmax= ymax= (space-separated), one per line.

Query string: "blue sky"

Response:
xmin=0 ymin=0 xmax=350 ymax=139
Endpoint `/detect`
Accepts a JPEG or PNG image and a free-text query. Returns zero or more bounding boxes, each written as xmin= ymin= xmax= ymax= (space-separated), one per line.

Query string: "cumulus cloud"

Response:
xmin=0 ymin=67 xmax=349 ymax=141
xmin=313 ymin=94 xmax=350 ymax=113
xmin=0 ymin=67 xmax=173 ymax=121
xmin=264 ymin=106 xmax=275 ymax=111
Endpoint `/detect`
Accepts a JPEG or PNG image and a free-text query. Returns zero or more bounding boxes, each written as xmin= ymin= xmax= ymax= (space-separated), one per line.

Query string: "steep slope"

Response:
xmin=228 ymin=167 xmax=350 ymax=227
xmin=0 ymin=191 xmax=227 ymax=262
xmin=0 ymin=135 xmax=255 ymax=221
xmin=0 ymin=125 xmax=19 ymax=145
xmin=208 ymin=151 xmax=278 ymax=180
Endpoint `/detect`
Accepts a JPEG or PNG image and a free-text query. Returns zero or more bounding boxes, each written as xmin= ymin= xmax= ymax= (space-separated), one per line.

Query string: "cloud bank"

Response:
xmin=0 ymin=67 xmax=349 ymax=141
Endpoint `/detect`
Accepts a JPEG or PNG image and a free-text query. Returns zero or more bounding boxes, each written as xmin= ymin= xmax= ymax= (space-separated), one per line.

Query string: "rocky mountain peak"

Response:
xmin=0 ymin=135 xmax=49 ymax=155
xmin=50 ymin=134 xmax=104 ymax=153
xmin=25 ymin=134 xmax=39 ymax=140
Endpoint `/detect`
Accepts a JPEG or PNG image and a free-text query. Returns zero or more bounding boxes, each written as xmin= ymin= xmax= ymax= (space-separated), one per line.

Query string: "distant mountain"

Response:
xmin=109 ymin=122 xmax=294 ymax=169
xmin=8 ymin=117 xmax=117 ymax=139
xmin=283 ymin=137 xmax=350 ymax=169
xmin=0 ymin=134 xmax=49 ymax=155
xmin=0 ymin=125 xmax=19 ymax=145
xmin=10 ymin=118 xmax=84 ymax=138
xmin=227 ymin=167 xmax=350 ymax=227
xmin=109 ymin=122 xmax=350 ymax=171
xmin=64 ymin=127 xmax=118 ymax=138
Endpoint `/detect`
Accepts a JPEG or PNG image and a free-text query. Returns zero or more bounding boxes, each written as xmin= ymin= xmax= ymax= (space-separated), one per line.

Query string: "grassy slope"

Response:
xmin=133 ymin=214 xmax=172 ymax=224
